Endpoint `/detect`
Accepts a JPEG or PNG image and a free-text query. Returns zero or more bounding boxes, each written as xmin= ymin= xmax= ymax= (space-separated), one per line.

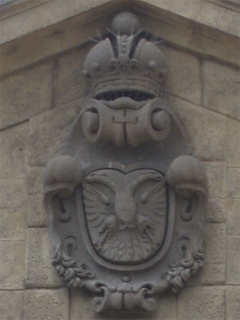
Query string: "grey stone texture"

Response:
xmin=172 ymin=98 xmax=226 ymax=161
xmin=0 ymin=122 xmax=28 ymax=179
xmin=0 ymin=179 xmax=27 ymax=209
xmin=163 ymin=47 xmax=201 ymax=105
xmin=226 ymin=235 xmax=240 ymax=284
xmin=70 ymin=290 xmax=177 ymax=320
xmin=55 ymin=45 xmax=91 ymax=106
xmin=0 ymin=62 xmax=53 ymax=130
xmin=23 ymin=289 xmax=69 ymax=320
xmin=0 ymin=207 xmax=26 ymax=240
xmin=226 ymin=118 xmax=240 ymax=167
xmin=0 ymin=291 xmax=24 ymax=320
xmin=204 ymin=162 xmax=226 ymax=198
xmin=226 ymin=167 xmax=240 ymax=198
xmin=226 ymin=287 xmax=240 ymax=320
xmin=25 ymin=228 xmax=62 ymax=288
xmin=0 ymin=241 xmax=25 ymax=289
xmin=197 ymin=223 xmax=226 ymax=284
xmin=26 ymin=167 xmax=44 ymax=195
xmin=178 ymin=287 xmax=225 ymax=320
xmin=227 ymin=199 xmax=240 ymax=235
xmin=206 ymin=198 xmax=226 ymax=223
xmin=27 ymin=101 xmax=81 ymax=167
xmin=202 ymin=60 xmax=240 ymax=120
xmin=0 ymin=1 xmax=239 ymax=319
xmin=27 ymin=193 xmax=47 ymax=227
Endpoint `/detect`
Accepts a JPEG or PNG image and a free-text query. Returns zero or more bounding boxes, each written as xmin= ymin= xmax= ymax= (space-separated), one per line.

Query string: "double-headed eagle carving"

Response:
xmin=83 ymin=169 xmax=167 ymax=264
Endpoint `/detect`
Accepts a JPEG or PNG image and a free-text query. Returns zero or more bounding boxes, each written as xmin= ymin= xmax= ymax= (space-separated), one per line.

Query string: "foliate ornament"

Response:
xmin=43 ymin=12 xmax=208 ymax=314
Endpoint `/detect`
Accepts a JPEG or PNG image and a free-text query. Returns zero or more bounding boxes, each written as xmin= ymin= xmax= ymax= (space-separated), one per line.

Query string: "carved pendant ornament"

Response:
xmin=43 ymin=12 xmax=208 ymax=313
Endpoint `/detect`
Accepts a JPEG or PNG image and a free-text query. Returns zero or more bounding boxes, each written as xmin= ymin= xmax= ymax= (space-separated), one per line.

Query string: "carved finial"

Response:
xmin=111 ymin=12 xmax=141 ymax=35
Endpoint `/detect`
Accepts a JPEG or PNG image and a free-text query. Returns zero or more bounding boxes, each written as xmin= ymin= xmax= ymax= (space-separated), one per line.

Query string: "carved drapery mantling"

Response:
xmin=43 ymin=12 xmax=207 ymax=314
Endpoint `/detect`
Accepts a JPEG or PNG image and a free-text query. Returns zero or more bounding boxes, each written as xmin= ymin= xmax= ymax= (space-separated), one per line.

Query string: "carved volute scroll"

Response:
xmin=43 ymin=12 xmax=207 ymax=314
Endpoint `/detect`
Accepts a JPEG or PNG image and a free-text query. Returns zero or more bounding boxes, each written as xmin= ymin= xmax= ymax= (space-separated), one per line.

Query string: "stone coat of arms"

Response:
xmin=43 ymin=12 xmax=207 ymax=313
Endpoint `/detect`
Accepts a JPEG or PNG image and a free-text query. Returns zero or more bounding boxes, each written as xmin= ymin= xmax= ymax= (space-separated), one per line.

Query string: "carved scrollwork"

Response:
xmin=164 ymin=243 xmax=204 ymax=293
xmin=52 ymin=248 xmax=95 ymax=288
xmin=43 ymin=11 xmax=208 ymax=314
xmin=92 ymin=285 xmax=157 ymax=313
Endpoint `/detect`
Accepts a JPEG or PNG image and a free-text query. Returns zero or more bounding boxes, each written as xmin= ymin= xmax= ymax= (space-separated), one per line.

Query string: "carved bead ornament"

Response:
xmin=43 ymin=12 xmax=208 ymax=314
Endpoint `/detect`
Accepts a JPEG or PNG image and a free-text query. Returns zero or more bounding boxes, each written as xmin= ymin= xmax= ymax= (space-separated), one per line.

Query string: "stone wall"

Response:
xmin=0 ymin=1 xmax=239 ymax=319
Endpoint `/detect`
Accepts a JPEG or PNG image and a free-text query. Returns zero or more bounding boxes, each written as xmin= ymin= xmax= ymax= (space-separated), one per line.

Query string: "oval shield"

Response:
xmin=82 ymin=168 xmax=168 ymax=265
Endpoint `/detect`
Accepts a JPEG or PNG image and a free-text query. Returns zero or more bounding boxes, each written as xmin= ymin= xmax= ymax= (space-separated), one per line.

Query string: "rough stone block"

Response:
xmin=0 ymin=179 xmax=27 ymax=209
xmin=226 ymin=168 xmax=240 ymax=198
xmin=163 ymin=46 xmax=201 ymax=105
xmin=178 ymin=286 xmax=225 ymax=320
xmin=27 ymin=101 xmax=81 ymax=167
xmin=23 ymin=289 xmax=69 ymax=320
xmin=27 ymin=194 xmax=47 ymax=227
xmin=206 ymin=198 xmax=226 ymax=223
xmin=202 ymin=60 xmax=240 ymax=120
xmin=0 ymin=122 xmax=28 ymax=179
xmin=70 ymin=290 xmax=94 ymax=320
xmin=226 ymin=287 xmax=240 ymax=320
xmin=0 ymin=241 xmax=25 ymax=289
xmin=55 ymin=44 xmax=91 ymax=105
xmin=227 ymin=199 xmax=240 ymax=235
xmin=0 ymin=291 xmax=24 ymax=320
xmin=197 ymin=223 xmax=226 ymax=284
xmin=0 ymin=62 xmax=53 ymax=129
xmin=25 ymin=228 xmax=62 ymax=288
xmin=204 ymin=162 xmax=225 ymax=198
xmin=0 ymin=207 xmax=26 ymax=240
xmin=226 ymin=235 xmax=240 ymax=284
xmin=226 ymin=118 xmax=240 ymax=167
xmin=172 ymin=98 xmax=226 ymax=161
xmin=26 ymin=167 xmax=44 ymax=195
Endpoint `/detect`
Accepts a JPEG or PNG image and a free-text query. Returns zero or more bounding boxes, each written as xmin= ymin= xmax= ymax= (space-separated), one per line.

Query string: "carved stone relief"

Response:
xmin=43 ymin=12 xmax=207 ymax=313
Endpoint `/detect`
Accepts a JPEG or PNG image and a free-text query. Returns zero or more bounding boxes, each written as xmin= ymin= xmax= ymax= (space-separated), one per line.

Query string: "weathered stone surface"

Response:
xmin=70 ymin=290 xmax=177 ymax=320
xmin=26 ymin=167 xmax=44 ymax=195
xmin=226 ymin=235 xmax=240 ymax=284
xmin=204 ymin=162 xmax=225 ymax=198
xmin=23 ymin=289 xmax=69 ymax=320
xmin=172 ymin=98 xmax=226 ymax=161
xmin=27 ymin=101 xmax=81 ymax=167
xmin=27 ymin=194 xmax=47 ymax=227
xmin=227 ymin=118 xmax=240 ymax=167
xmin=163 ymin=47 xmax=201 ymax=105
xmin=226 ymin=287 xmax=240 ymax=320
xmin=227 ymin=199 xmax=240 ymax=235
xmin=0 ymin=291 xmax=24 ymax=320
xmin=206 ymin=198 xmax=226 ymax=223
xmin=154 ymin=293 xmax=177 ymax=320
xmin=202 ymin=60 xmax=240 ymax=120
xmin=0 ymin=62 xmax=52 ymax=129
xmin=0 ymin=207 xmax=26 ymax=240
xmin=55 ymin=45 xmax=91 ymax=105
xmin=178 ymin=287 xmax=225 ymax=320
xmin=0 ymin=179 xmax=27 ymax=209
xmin=70 ymin=290 xmax=94 ymax=320
xmin=0 ymin=122 xmax=28 ymax=179
xmin=197 ymin=223 xmax=226 ymax=284
xmin=25 ymin=228 xmax=62 ymax=288
xmin=0 ymin=241 xmax=25 ymax=289
xmin=226 ymin=168 xmax=240 ymax=198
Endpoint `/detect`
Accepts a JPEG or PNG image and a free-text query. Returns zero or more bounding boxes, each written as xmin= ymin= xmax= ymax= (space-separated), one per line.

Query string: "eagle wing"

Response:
xmin=130 ymin=171 xmax=167 ymax=252
xmin=82 ymin=173 xmax=116 ymax=251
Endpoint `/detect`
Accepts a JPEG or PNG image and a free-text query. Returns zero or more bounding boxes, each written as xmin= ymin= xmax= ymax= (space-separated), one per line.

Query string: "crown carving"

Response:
xmin=82 ymin=12 xmax=168 ymax=100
